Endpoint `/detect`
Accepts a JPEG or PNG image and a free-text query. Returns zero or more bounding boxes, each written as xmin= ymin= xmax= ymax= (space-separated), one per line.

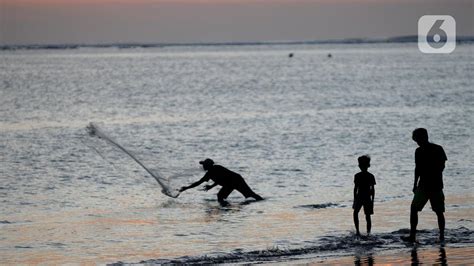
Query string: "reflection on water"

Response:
xmin=436 ymin=247 xmax=447 ymax=265
xmin=350 ymin=246 xmax=449 ymax=265
xmin=411 ymin=246 xmax=447 ymax=266
xmin=354 ymin=254 xmax=374 ymax=266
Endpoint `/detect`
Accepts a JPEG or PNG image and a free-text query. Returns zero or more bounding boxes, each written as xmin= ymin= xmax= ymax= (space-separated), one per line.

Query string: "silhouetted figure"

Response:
xmin=402 ymin=128 xmax=447 ymax=243
xmin=327 ymin=53 xmax=332 ymax=58
xmin=288 ymin=53 xmax=294 ymax=58
xmin=353 ymin=155 xmax=376 ymax=236
xmin=179 ymin=158 xmax=263 ymax=206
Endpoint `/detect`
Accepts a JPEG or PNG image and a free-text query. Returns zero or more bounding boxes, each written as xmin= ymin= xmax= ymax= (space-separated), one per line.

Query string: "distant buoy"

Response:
xmin=327 ymin=53 xmax=332 ymax=58
xmin=288 ymin=53 xmax=294 ymax=58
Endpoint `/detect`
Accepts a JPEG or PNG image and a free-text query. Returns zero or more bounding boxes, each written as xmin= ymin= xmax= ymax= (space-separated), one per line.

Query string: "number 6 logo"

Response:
xmin=418 ymin=15 xmax=456 ymax=54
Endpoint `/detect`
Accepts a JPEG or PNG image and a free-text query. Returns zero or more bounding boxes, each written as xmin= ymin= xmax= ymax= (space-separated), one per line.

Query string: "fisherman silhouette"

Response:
xmin=352 ymin=155 xmax=376 ymax=236
xmin=179 ymin=159 xmax=263 ymax=206
xmin=402 ymin=128 xmax=447 ymax=243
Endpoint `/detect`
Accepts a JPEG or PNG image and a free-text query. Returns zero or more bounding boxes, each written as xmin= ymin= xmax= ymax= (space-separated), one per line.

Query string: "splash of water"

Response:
xmin=86 ymin=122 xmax=180 ymax=198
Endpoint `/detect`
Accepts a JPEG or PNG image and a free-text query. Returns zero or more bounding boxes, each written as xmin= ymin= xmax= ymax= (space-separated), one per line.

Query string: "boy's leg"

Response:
xmin=353 ymin=211 xmax=360 ymax=236
xmin=363 ymin=200 xmax=374 ymax=235
xmin=353 ymin=202 xmax=362 ymax=236
xmin=366 ymin=214 xmax=372 ymax=235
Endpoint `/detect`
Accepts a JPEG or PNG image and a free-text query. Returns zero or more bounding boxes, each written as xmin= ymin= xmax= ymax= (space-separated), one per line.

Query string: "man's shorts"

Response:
xmin=217 ymin=178 xmax=255 ymax=200
xmin=353 ymin=198 xmax=374 ymax=215
xmin=411 ymin=189 xmax=445 ymax=213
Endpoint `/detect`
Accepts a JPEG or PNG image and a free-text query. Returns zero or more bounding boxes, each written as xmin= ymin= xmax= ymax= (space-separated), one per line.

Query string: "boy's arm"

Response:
xmin=352 ymin=186 xmax=358 ymax=208
xmin=413 ymin=169 xmax=419 ymax=193
xmin=371 ymin=185 xmax=375 ymax=202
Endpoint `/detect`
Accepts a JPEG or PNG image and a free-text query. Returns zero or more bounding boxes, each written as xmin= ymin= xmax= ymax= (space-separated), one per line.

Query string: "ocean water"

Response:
xmin=0 ymin=43 xmax=473 ymax=264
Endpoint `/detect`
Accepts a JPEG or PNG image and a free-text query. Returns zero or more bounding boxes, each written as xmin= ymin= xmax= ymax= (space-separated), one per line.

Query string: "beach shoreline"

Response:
xmin=316 ymin=245 xmax=474 ymax=265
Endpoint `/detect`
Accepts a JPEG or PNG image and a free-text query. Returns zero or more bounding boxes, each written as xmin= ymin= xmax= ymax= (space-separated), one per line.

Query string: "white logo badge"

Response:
xmin=418 ymin=15 xmax=456 ymax=54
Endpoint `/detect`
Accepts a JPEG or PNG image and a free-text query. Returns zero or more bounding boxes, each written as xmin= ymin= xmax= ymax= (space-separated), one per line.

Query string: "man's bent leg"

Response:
xmin=217 ymin=186 xmax=233 ymax=206
xmin=236 ymin=180 xmax=263 ymax=201
xmin=250 ymin=192 xmax=263 ymax=201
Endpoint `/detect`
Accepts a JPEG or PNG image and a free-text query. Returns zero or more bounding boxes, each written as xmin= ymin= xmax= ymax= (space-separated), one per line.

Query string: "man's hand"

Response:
xmin=203 ymin=185 xmax=214 ymax=191
xmin=179 ymin=186 xmax=187 ymax=192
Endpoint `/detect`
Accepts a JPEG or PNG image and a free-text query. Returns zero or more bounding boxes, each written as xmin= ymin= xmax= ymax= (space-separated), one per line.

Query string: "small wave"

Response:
xmin=47 ymin=242 xmax=67 ymax=248
xmin=0 ymin=220 xmax=12 ymax=224
xmin=114 ymin=227 xmax=474 ymax=265
xmin=296 ymin=203 xmax=340 ymax=209
xmin=273 ymin=168 xmax=303 ymax=172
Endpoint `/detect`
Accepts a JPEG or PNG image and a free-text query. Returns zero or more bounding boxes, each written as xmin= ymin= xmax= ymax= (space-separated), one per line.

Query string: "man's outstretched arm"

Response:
xmin=180 ymin=177 xmax=207 ymax=192
xmin=204 ymin=182 xmax=218 ymax=191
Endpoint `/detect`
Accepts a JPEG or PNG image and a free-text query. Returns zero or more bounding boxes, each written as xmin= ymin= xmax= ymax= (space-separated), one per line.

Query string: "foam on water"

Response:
xmin=124 ymin=227 xmax=473 ymax=264
xmin=296 ymin=203 xmax=341 ymax=209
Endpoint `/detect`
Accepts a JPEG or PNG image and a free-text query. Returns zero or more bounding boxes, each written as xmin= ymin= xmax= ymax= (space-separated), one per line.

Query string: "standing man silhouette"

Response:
xmin=403 ymin=128 xmax=447 ymax=242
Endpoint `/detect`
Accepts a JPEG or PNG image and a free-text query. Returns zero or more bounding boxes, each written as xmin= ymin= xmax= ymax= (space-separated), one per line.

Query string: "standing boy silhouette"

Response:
xmin=353 ymin=155 xmax=376 ymax=236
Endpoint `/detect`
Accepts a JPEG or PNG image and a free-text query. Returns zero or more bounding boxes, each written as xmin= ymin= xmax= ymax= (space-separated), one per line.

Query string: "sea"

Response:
xmin=0 ymin=43 xmax=473 ymax=264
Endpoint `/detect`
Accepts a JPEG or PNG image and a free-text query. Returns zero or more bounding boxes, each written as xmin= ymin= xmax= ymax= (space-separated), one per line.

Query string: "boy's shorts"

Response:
xmin=353 ymin=198 xmax=374 ymax=215
xmin=411 ymin=189 xmax=445 ymax=213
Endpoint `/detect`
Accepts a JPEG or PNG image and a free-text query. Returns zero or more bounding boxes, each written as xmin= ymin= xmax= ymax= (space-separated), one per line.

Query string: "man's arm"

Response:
xmin=203 ymin=182 xmax=218 ymax=191
xmin=413 ymin=149 xmax=420 ymax=193
xmin=413 ymin=168 xmax=419 ymax=193
xmin=180 ymin=177 xmax=207 ymax=192
xmin=440 ymin=146 xmax=447 ymax=171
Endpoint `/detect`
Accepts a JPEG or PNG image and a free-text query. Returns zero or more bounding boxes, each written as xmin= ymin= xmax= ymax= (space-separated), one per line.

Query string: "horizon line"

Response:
xmin=2 ymin=35 xmax=474 ymax=50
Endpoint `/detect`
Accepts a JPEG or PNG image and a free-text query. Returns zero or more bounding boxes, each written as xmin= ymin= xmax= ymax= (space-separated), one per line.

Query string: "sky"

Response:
xmin=0 ymin=0 xmax=473 ymax=45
